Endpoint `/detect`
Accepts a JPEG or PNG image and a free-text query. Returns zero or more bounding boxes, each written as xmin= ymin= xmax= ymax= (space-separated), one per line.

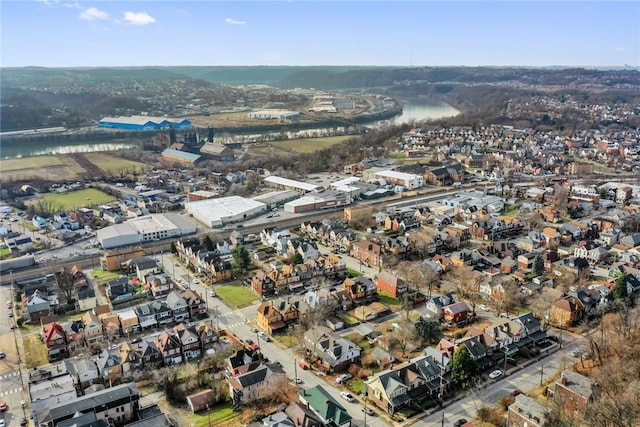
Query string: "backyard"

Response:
xmin=215 ymin=285 xmax=258 ymax=308
xmin=184 ymin=402 xmax=240 ymax=427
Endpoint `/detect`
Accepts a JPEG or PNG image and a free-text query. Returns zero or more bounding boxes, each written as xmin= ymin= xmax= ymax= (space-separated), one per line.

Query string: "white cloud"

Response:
xmin=123 ymin=11 xmax=156 ymax=25
xmin=80 ymin=7 xmax=109 ymax=21
xmin=63 ymin=2 xmax=82 ymax=9
xmin=615 ymin=47 xmax=628 ymax=52
xmin=225 ymin=17 xmax=246 ymax=25
xmin=37 ymin=0 xmax=60 ymax=7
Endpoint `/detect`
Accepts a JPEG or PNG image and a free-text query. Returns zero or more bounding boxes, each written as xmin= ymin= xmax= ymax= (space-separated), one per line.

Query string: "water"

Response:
xmin=0 ymin=140 xmax=140 ymax=159
xmin=0 ymin=99 xmax=458 ymax=159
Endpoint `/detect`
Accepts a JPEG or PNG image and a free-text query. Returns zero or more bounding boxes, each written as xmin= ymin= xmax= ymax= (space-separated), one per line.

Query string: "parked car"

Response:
xmin=292 ymin=377 xmax=303 ymax=384
xmin=0 ymin=401 xmax=7 ymax=411
xmin=0 ymin=419 xmax=5 ymax=427
xmin=299 ymin=362 xmax=309 ymax=370
xmin=340 ymin=391 xmax=355 ymax=402
xmin=478 ymin=304 xmax=489 ymax=311
xmin=208 ymin=290 xmax=216 ymax=297
xmin=361 ymin=407 xmax=375 ymax=416
xmin=453 ymin=419 xmax=468 ymax=427
xmin=258 ymin=332 xmax=271 ymax=342
xmin=5 ymin=300 xmax=12 ymax=309
xmin=192 ymin=278 xmax=200 ymax=285
xmin=489 ymin=369 xmax=503 ymax=379
xmin=336 ymin=373 xmax=353 ymax=384
xmin=510 ymin=389 xmax=523 ymax=397
xmin=131 ymin=337 xmax=142 ymax=344
xmin=0 ymin=352 xmax=5 ymax=359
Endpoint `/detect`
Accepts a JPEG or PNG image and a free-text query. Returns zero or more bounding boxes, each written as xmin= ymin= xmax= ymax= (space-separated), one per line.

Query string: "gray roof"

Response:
xmin=39 ymin=383 xmax=138 ymax=423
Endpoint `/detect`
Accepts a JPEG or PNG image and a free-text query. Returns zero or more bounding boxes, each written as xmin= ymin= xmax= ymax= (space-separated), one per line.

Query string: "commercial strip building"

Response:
xmin=373 ymin=170 xmax=424 ymax=190
xmin=252 ymin=190 xmax=300 ymax=209
xmin=96 ymin=213 xmax=197 ymax=249
xmin=185 ymin=195 xmax=267 ymax=228
xmin=284 ymin=190 xmax=351 ymax=213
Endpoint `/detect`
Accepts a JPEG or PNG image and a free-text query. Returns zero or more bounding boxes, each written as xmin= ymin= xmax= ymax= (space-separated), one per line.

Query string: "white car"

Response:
xmin=208 ymin=290 xmax=216 ymax=297
xmin=192 ymin=278 xmax=200 ymax=285
xmin=488 ymin=369 xmax=503 ymax=379
xmin=340 ymin=391 xmax=355 ymax=402
xmin=478 ymin=304 xmax=489 ymax=311
xmin=292 ymin=377 xmax=303 ymax=384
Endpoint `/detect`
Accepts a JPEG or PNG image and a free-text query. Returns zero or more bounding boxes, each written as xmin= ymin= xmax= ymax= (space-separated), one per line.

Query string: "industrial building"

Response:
xmin=185 ymin=196 xmax=266 ymax=228
xmin=98 ymin=116 xmax=193 ymax=130
xmin=330 ymin=176 xmax=364 ymax=197
xmin=252 ymin=190 xmax=300 ymax=209
xmin=373 ymin=170 xmax=424 ymax=190
xmin=96 ymin=213 xmax=197 ymax=249
xmin=283 ymin=190 xmax=351 ymax=213
xmin=199 ymin=143 xmax=234 ymax=161
xmin=442 ymin=190 xmax=505 ymax=214
xmin=247 ymin=110 xmax=299 ymax=120
xmin=161 ymin=148 xmax=202 ymax=166
xmin=263 ymin=176 xmax=322 ymax=194
xmin=187 ymin=190 xmax=219 ymax=202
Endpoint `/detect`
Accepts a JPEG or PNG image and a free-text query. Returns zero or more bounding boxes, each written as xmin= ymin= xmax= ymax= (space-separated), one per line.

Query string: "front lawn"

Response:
xmin=350 ymin=379 xmax=365 ymax=395
xmin=376 ymin=292 xmax=401 ymax=308
xmin=215 ymin=285 xmax=258 ymax=308
xmin=347 ymin=268 xmax=363 ymax=277
xmin=23 ymin=334 xmax=49 ymax=368
xmin=185 ymin=402 xmax=239 ymax=427
xmin=0 ymin=247 xmax=11 ymax=257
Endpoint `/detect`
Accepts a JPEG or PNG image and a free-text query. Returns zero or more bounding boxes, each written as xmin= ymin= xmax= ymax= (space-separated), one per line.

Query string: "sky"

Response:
xmin=1 ymin=1 xmax=639 ymax=68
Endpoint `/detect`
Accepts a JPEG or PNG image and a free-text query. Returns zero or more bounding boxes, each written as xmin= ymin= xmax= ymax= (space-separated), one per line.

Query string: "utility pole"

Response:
xmin=540 ymin=363 xmax=544 ymax=386
xmin=439 ymin=352 xmax=445 ymax=427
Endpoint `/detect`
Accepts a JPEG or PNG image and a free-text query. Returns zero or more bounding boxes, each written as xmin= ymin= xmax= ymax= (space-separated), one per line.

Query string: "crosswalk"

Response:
xmin=0 ymin=387 xmax=21 ymax=397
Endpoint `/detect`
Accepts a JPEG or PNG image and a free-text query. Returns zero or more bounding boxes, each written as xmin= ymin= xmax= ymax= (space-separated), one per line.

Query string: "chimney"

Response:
xmin=561 ymin=373 xmax=567 ymax=385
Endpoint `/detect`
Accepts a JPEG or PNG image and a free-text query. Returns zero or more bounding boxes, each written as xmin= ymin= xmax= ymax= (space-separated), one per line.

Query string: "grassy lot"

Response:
xmin=83 ymin=153 xmax=148 ymax=175
xmin=0 ymin=155 xmax=83 ymax=182
xmin=91 ymin=269 xmax=121 ymax=283
xmin=216 ymin=285 xmax=258 ymax=308
xmin=185 ymin=402 xmax=239 ymax=427
xmin=502 ymin=204 xmax=520 ymax=217
xmin=42 ymin=188 xmax=116 ymax=212
xmin=349 ymin=379 xmax=366 ymax=395
xmin=0 ymin=247 xmax=11 ymax=257
xmin=347 ymin=268 xmax=363 ymax=277
xmin=268 ymin=136 xmax=353 ymax=154
xmin=23 ymin=334 xmax=49 ymax=368
xmin=274 ymin=332 xmax=300 ymax=349
xmin=376 ymin=292 xmax=401 ymax=309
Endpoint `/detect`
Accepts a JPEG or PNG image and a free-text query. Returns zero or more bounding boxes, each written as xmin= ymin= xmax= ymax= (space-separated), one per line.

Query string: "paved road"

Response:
xmin=414 ymin=330 xmax=585 ymax=426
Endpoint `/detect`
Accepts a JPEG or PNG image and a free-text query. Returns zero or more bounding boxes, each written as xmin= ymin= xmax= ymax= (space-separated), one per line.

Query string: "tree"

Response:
xmin=55 ymin=267 xmax=76 ymax=306
xmin=613 ymin=275 xmax=628 ymax=300
xmin=532 ymin=254 xmax=545 ymax=277
xmin=292 ymin=252 xmax=304 ymax=266
xmin=232 ymin=245 xmax=250 ymax=271
xmin=414 ymin=316 xmax=443 ymax=345
xmin=450 ymin=345 xmax=479 ymax=389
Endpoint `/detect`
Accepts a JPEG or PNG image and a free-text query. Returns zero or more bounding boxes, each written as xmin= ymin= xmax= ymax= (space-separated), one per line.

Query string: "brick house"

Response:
xmin=549 ymin=371 xmax=598 ymax=419
xmin=375 ymin=271 xmax=407 ymax=297
xmin=350 ymin=240 xmax=384 ymax=268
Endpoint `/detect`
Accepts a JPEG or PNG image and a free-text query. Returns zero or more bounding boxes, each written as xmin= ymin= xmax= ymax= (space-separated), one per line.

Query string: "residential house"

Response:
xmin=166 ymin=291 xmax=190 ymax=323
xmin=228 ymin=362 xmax=287 ymax=405
xmin=118 ymin=309 xmax=140 ymax=334
xmin=375 ymin=271 xmax=407 ymax=297
xmin=227 ymin=349 xmax=261 ymax=377
xmin=256 ymin=297 xmax=303 ymax=334
xmin=304 ymin=326 xmax=361 ymax=372
xmin=35 ymin=382 xmax=139 ymax=427
xmin=82 ymin=311 xmax=104 ymax=344
xmin=181 ymin=289 xmax=207 ymax=318
xmin=106 ymin=277 xmax=135 ymax=302
xmin=424 ymin=293 xmax=455 ymax=320
xmin=514 ymin=312 xmax=547 ymax=345
xmin=42 ymin=322 xmax=68 ymax=361
xmin=155 ymin=331 xmax=183 ymax=366
xmin=119 ymin=342 xmax=143 ymax=378
xmin=548 ymin=296 xmax=585 ymax=328
xmin=549 ymin=371 xmax=598 ymax=419
xmin=457 ymin=335 xmax=493 ymax=371
xmin=507 ymin=394 xmax=551 ymax=427
xmin=350 ymin=240 xmax=384 ymax=268
xmin=196 ymin=321 xmax=219 ymax=355
xmin=175 ymin=323 xmax=202 ymax=360
xmin=77 ymin=288 xmax=97 ymax=312
xmin=100 ymin=312 xmax=122 ymax=340
xmin=298 ymin=385 xmax=352 ymax=427
xmin=136 ymin=339 xmax=163 ymax=370
xmin=69 ymin=358 xmax=100 ymax=391
xmin=443 ymin=302 xmax=470 ymax=327
xmin=93 ymin=348 xmax=123 ymax=383
xmin=285 ymin=401 xmax=323 ymax=427
xmin=23 ymin=290 xmax=54 ymax=323
xmin=136 ymin=303 xmax=158 ymax=330
xmin=146 ymin=273 xmax=174 ymax=298
xmin=152 ymin=300 xmax=173 ymax=326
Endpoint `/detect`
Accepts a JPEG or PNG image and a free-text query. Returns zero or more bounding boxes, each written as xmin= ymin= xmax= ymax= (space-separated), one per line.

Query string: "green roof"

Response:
xmin=301 ymin=385 xmax=352 ymax=425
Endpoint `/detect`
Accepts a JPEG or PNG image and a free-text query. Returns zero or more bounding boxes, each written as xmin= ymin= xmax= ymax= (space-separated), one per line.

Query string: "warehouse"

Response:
xmin=98 ymin=116 xmax=193 ymax=130
xmin=185 ymin=196 xmax=266 ymax=228
xmin=283 ymin=190 xmax=351 ymax=213
xmin=373 ymin=170 xmax=423 ymax=190
xmin=96 ymin=213 xmax=197 ymax=249
xmin=247 ymin=110 xmax=299 ymax=120
xmin=252 ymin=190 xmax=300 ymax=209
xmin=161 ymin=148 xmax=202 ymax=166
xmin=263 ymin=176 xmax=321 ymax=194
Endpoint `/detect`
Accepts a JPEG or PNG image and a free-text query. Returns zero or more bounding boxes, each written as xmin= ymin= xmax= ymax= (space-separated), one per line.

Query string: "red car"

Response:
xmin=0 ymin=401 xmax=8 ymax=411
xmin=299 ymin=362 xmax=309 ymax=370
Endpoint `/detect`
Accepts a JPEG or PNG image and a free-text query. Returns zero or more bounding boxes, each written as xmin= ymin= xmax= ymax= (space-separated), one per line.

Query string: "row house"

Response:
xmin=181 ymin=288 xmax=207 ymax=318
xmin=304 ymin=326 xmax=361 ymax=372
xmin=167 ymin=290 xmax=190 ymax=322
xmin=195 ymin=251 xmax=234 ymax=282
xmin=288 ymin=240 xmax=320 ymax=261
xmin=342 ymin=276 xmax=377 ymax=301
xmin=94 ymin=348 xmax=123 ymax=383
xmin=375 ymin=271 xmax=407 ymax=297
xmin=175 ymin=323 xmax=202 ymax=360
xmin=156 ymin=330 xmax=184 ymax=366
xmin=365 ymin=353 xmax=450 ymax=414
xmin=256 ymin=296 xmax=305 ymax=334
xmin=146 ymin=273 xmax=175 ymax=298
xmin=573 ymin=243 xmax=609 ymax=265
xmin=42 ymin=322 xmax=68 ymax=361
xmin=119 ymin=309 xmax=141 ymax=334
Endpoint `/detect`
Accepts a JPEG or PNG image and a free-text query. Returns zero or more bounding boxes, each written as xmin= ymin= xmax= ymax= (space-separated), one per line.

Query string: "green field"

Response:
xmin=215 ymin=285 xmax=258 ymax=308
xmin=42 ymin=188 xmax=116 ymax=211
xmin=83 ymin=153 xmax=148 ymax=175
xmin=185 ymin=402 xmax=239 ymax=427
xmin=91 ymin=269 xmax=122 ymax=283
xmin=268 ymin=136 xmax=353 ymax=153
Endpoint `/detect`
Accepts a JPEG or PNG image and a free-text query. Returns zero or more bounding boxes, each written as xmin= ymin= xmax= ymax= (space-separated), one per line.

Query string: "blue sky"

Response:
xmin=1 ymin=1 xmax=638 ymax=67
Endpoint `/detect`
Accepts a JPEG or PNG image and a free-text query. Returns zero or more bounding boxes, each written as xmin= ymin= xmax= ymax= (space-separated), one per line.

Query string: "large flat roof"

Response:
xmin=264 ymin=176 xmax=321 ymax=192
xmin=162 ymin=148 xmax=201 ymax=162
xmin=185 ymin=196 xmax=266 ymax=223
xmin=99 ymin=116 xmax=190 ymax=125
xmin=374 ymin=170 xmax=420 ymax=180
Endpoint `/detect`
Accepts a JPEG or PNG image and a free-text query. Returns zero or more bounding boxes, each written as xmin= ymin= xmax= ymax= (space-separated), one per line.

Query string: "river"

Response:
xmin=0 ymin=99 xmax=458 ymax=159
